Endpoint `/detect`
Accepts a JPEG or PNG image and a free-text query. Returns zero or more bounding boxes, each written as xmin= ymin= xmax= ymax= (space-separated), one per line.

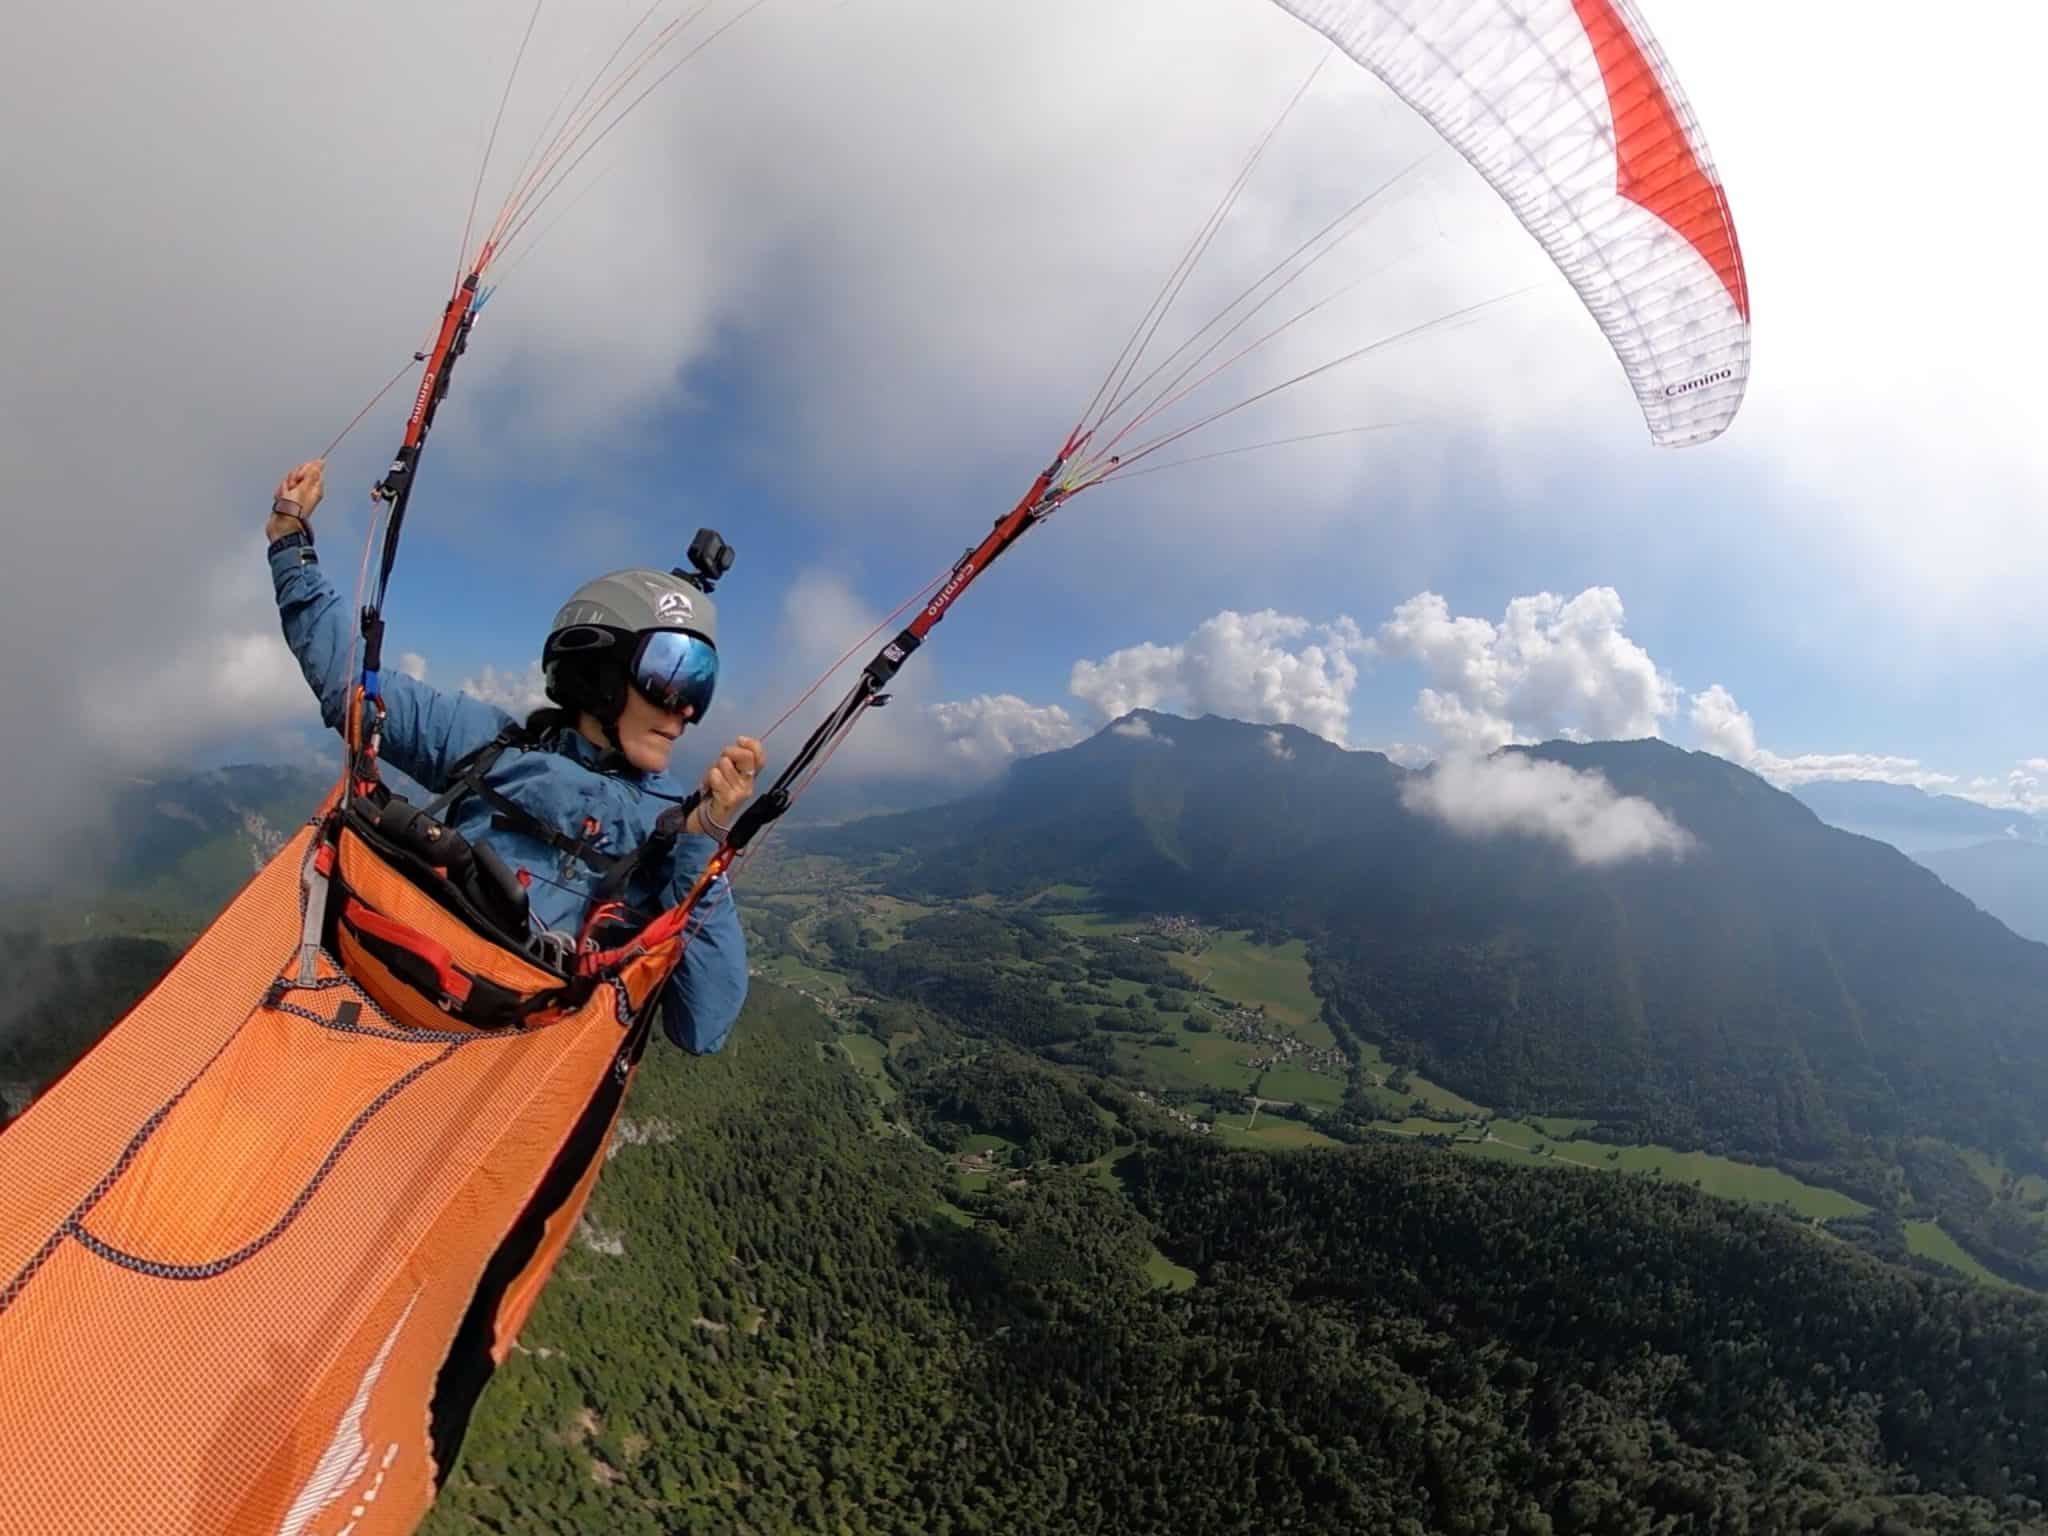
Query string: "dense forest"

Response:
xmin=426 ymin=985 xmax=2048 ymax=1535
xmin=0 ymin=932 xmax=178 ymax=1121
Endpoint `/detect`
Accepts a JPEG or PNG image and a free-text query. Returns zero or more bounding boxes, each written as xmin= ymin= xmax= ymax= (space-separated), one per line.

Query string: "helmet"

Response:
xmin=542 ymin=567 xmax=721 ymax=730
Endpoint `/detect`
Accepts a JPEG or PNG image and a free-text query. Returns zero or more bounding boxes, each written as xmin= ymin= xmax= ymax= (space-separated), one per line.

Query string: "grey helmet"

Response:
xmin=547 ymin=568 xmax=718 ymax=650
xmin=542 ymin=567 xmax=721 ymax=732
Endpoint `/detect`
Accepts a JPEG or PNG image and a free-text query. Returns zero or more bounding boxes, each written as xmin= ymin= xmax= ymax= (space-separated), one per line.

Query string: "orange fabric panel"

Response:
xmin=337 ymin=827 xmax=563 ymax=995
xmin=0 ymin=806 xmax=673 ymax=1535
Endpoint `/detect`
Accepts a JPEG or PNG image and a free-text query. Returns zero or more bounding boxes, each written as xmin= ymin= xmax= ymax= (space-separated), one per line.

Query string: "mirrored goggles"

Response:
xmin=629 ymin=629 xmax=718 ymax=720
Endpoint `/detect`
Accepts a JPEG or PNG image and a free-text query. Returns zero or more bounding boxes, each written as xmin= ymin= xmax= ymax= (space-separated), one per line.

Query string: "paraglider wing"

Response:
xmin=1268 ymin=0 xmax=1750 ymax=446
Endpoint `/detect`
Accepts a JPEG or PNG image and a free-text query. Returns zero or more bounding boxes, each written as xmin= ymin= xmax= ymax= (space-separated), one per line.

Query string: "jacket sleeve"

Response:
xmin=269 ymin=537 xmax=513 ymax=792
xmin=654 ymin=831 xmax=750 ymax=1054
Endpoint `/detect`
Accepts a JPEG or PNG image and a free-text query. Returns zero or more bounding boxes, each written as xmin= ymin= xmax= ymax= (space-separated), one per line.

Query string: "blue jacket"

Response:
xmin=268 ymin=534 xmax=747 ymax=1053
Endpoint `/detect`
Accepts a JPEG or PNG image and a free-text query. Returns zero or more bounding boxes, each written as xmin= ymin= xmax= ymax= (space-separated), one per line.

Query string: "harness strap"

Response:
xmin=427 ymin=724 xmax=704 ymax=914
xmin=339 ymin=896 xmax=566 ymax=1030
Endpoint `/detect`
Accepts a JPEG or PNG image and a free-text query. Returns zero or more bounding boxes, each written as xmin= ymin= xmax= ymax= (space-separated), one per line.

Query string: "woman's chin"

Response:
xmin=625 ymin=735 xmax=675 ymax=773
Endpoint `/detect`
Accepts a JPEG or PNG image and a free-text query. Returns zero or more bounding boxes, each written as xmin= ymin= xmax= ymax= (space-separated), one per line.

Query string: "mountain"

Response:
xmin=4 ymin=763 xmax=332 ymax=937
xmin=1920 ymin=838 xmax=2048 ymax=946
xmin=0 ymin=763 xmax=331 ymax=1119
xmin=808 ymin=713 xmax=2048 ymax=1187
xmin=1794 ymin=778 xmax=2046 ymax=855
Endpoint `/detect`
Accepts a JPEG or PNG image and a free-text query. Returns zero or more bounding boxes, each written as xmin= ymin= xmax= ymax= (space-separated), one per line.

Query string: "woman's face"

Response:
xmin=611 ymin=683 xmax=694 ymax=773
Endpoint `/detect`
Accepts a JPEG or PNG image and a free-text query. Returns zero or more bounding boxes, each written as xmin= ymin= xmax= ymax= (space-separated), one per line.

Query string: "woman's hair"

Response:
xmin=521 ymin=705 xmax=581 ymax=738
xmin=527 ymin=652 xmax=628 ymax=741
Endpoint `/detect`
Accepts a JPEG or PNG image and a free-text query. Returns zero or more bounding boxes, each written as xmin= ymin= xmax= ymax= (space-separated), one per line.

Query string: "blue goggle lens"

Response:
xmin=630 ymin=630 xmax=718 ymax=719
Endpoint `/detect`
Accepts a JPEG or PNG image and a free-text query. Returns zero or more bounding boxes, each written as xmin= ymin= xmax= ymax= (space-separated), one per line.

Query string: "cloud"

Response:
xmin=1401 ymin=750 xmax=1694 ymax=867
xmin=1687 ymin=684 xmax=1757 ymax=766
xmin=398 ymin=653 xmax=429 ymax=682
xmin=928 ymin=694 xmax=1083 ymax=775
xmin=458 ymin=662 xmax=550 ymax=718
xmin=753 ymin=569 xmax=1082 ymax=786
xmin=1989 ymin=760 xmax=2048 ymax=813
xmin=79 ymin=629 xmax=308 ymax=760
xmin=1687 ymin=683 xmax=1960 ymax=792
xmin=1376 ymin=588 xmax=1678 ymax=753
xmin=1069 ymin=610 xmax=1365 ymax=744
xmin=1111 ymin=717 xmax=1172 ymax=745
xmin=1371 ymin=740 xmax=1435 ymax=770
xmin=12 ymin=0 xmax=2043 ymax=875
xmin=1263 ymin=730 xmax=1294 ymax=761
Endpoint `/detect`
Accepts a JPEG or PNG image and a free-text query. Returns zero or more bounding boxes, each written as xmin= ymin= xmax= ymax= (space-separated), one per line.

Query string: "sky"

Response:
xmin=3 ymin=0 xmax=2044 ymax=876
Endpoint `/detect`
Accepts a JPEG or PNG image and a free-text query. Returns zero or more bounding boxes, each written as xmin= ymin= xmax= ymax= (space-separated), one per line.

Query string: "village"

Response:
xmin=1138 ymin=913 xmax=1208 ymax=944
xmin=1130 ymin=1089 xmax=1213 ymax=1136
xmin=1215 ymin=1007 xmax=1347 ymax=1079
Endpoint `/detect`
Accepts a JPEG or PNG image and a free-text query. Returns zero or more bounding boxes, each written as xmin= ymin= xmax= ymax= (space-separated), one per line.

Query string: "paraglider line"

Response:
xmin=1107 ymin=421 xmax=1414 ymax=480
xmin=1083 ymin=275 xmax=1369 ymax=476
xmin=1079 ymin=53 xmax=1329 ymax=445
xmin=487 ymin=0 xmax=719 ymax=256
xmin=486 ymin=162 xmax=623 ymax=294
xmin=320 ymin=353 xmax=426 ymax=462
xmin=1094 ymin=150 xmax=1435 ymax=448
xmin=499 ymin=0 xmax=772 ymax=262
xmin=494 ymin=0 xmax=670 ymax=256
xmin=760 ymin=564 xmax=953 ymax=745
xmin=1099 ymin=285 xmax=1539 ymax=480
xmin=459 ymin=0 xmax=548 ymax=282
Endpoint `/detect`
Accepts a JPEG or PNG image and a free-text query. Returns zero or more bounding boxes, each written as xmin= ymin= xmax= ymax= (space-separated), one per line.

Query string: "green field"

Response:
xmin=1051 ymin=912 xmax=1150 ymax=938
xmin=1957 ymin=1147 xmax=2048 ymax=1220
xmin=837 ymin=1034 xmax=895 ymax=1105
xmin=1256 ymin=1062 xmax=1347 ymax=1109
xmin=1111 ymin=1034 xmax=1260 ymax=1097
xmin=1403 ymin=1073 xmax=1489 ymax=1119
xmin=1173 ymin=933 xmax=1331 ymax=1046
xmin=754 ymin=954 xmax=849 ymax=998
xmin=1588 ymin=1144 xmax=1870 ymax=1220
xmin=1032 ymin=884 xmax=1094 ymax=904
xmin=858 ymin=893 xmax=938 ymax=941
xmin=1906 ymin=1220 xmax=2024 ymax=1290
xmin=1212 ymin=1113 xmax=1340 ymax=1151
xmin=1144 ymin=1248 xmax=1198 ymax=1292
xmin=1370 ymin=1117 xmax=1470 ymax=1140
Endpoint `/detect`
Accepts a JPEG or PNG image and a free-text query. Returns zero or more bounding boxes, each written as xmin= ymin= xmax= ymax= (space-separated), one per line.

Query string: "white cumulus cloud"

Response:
xmin=1687 ymin=683 xmax=1959 ymax=792
xmin=929 ymin=694 xmax=1082 ymax=775
xmin=1687 ymin=683 xmax=1757 ymax=765
xmin=1070 ymin=610 xmax=1365 ymax=745
xmin=459 ymin=662 xmax=550 ymax=719
xmin=1401 ymin=750 xmax=1694 ymax=867
xmin=1111 ymin=717 xmax=1173 ymax=745
xmin=80 ymin=629 xmax=308 ymax=758
xmin=1376 ymin=588 xmax=1678 ymax=753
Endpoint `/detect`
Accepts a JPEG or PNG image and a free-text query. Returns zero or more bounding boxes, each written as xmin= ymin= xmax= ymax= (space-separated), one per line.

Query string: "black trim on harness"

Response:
xmin=337 ymin=910 xmax=551 ymax=1032
xmin=428 ymin=993 xmax=657 ymax=1483
xmin=428 ymin=724 xmax=703 ymax=914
